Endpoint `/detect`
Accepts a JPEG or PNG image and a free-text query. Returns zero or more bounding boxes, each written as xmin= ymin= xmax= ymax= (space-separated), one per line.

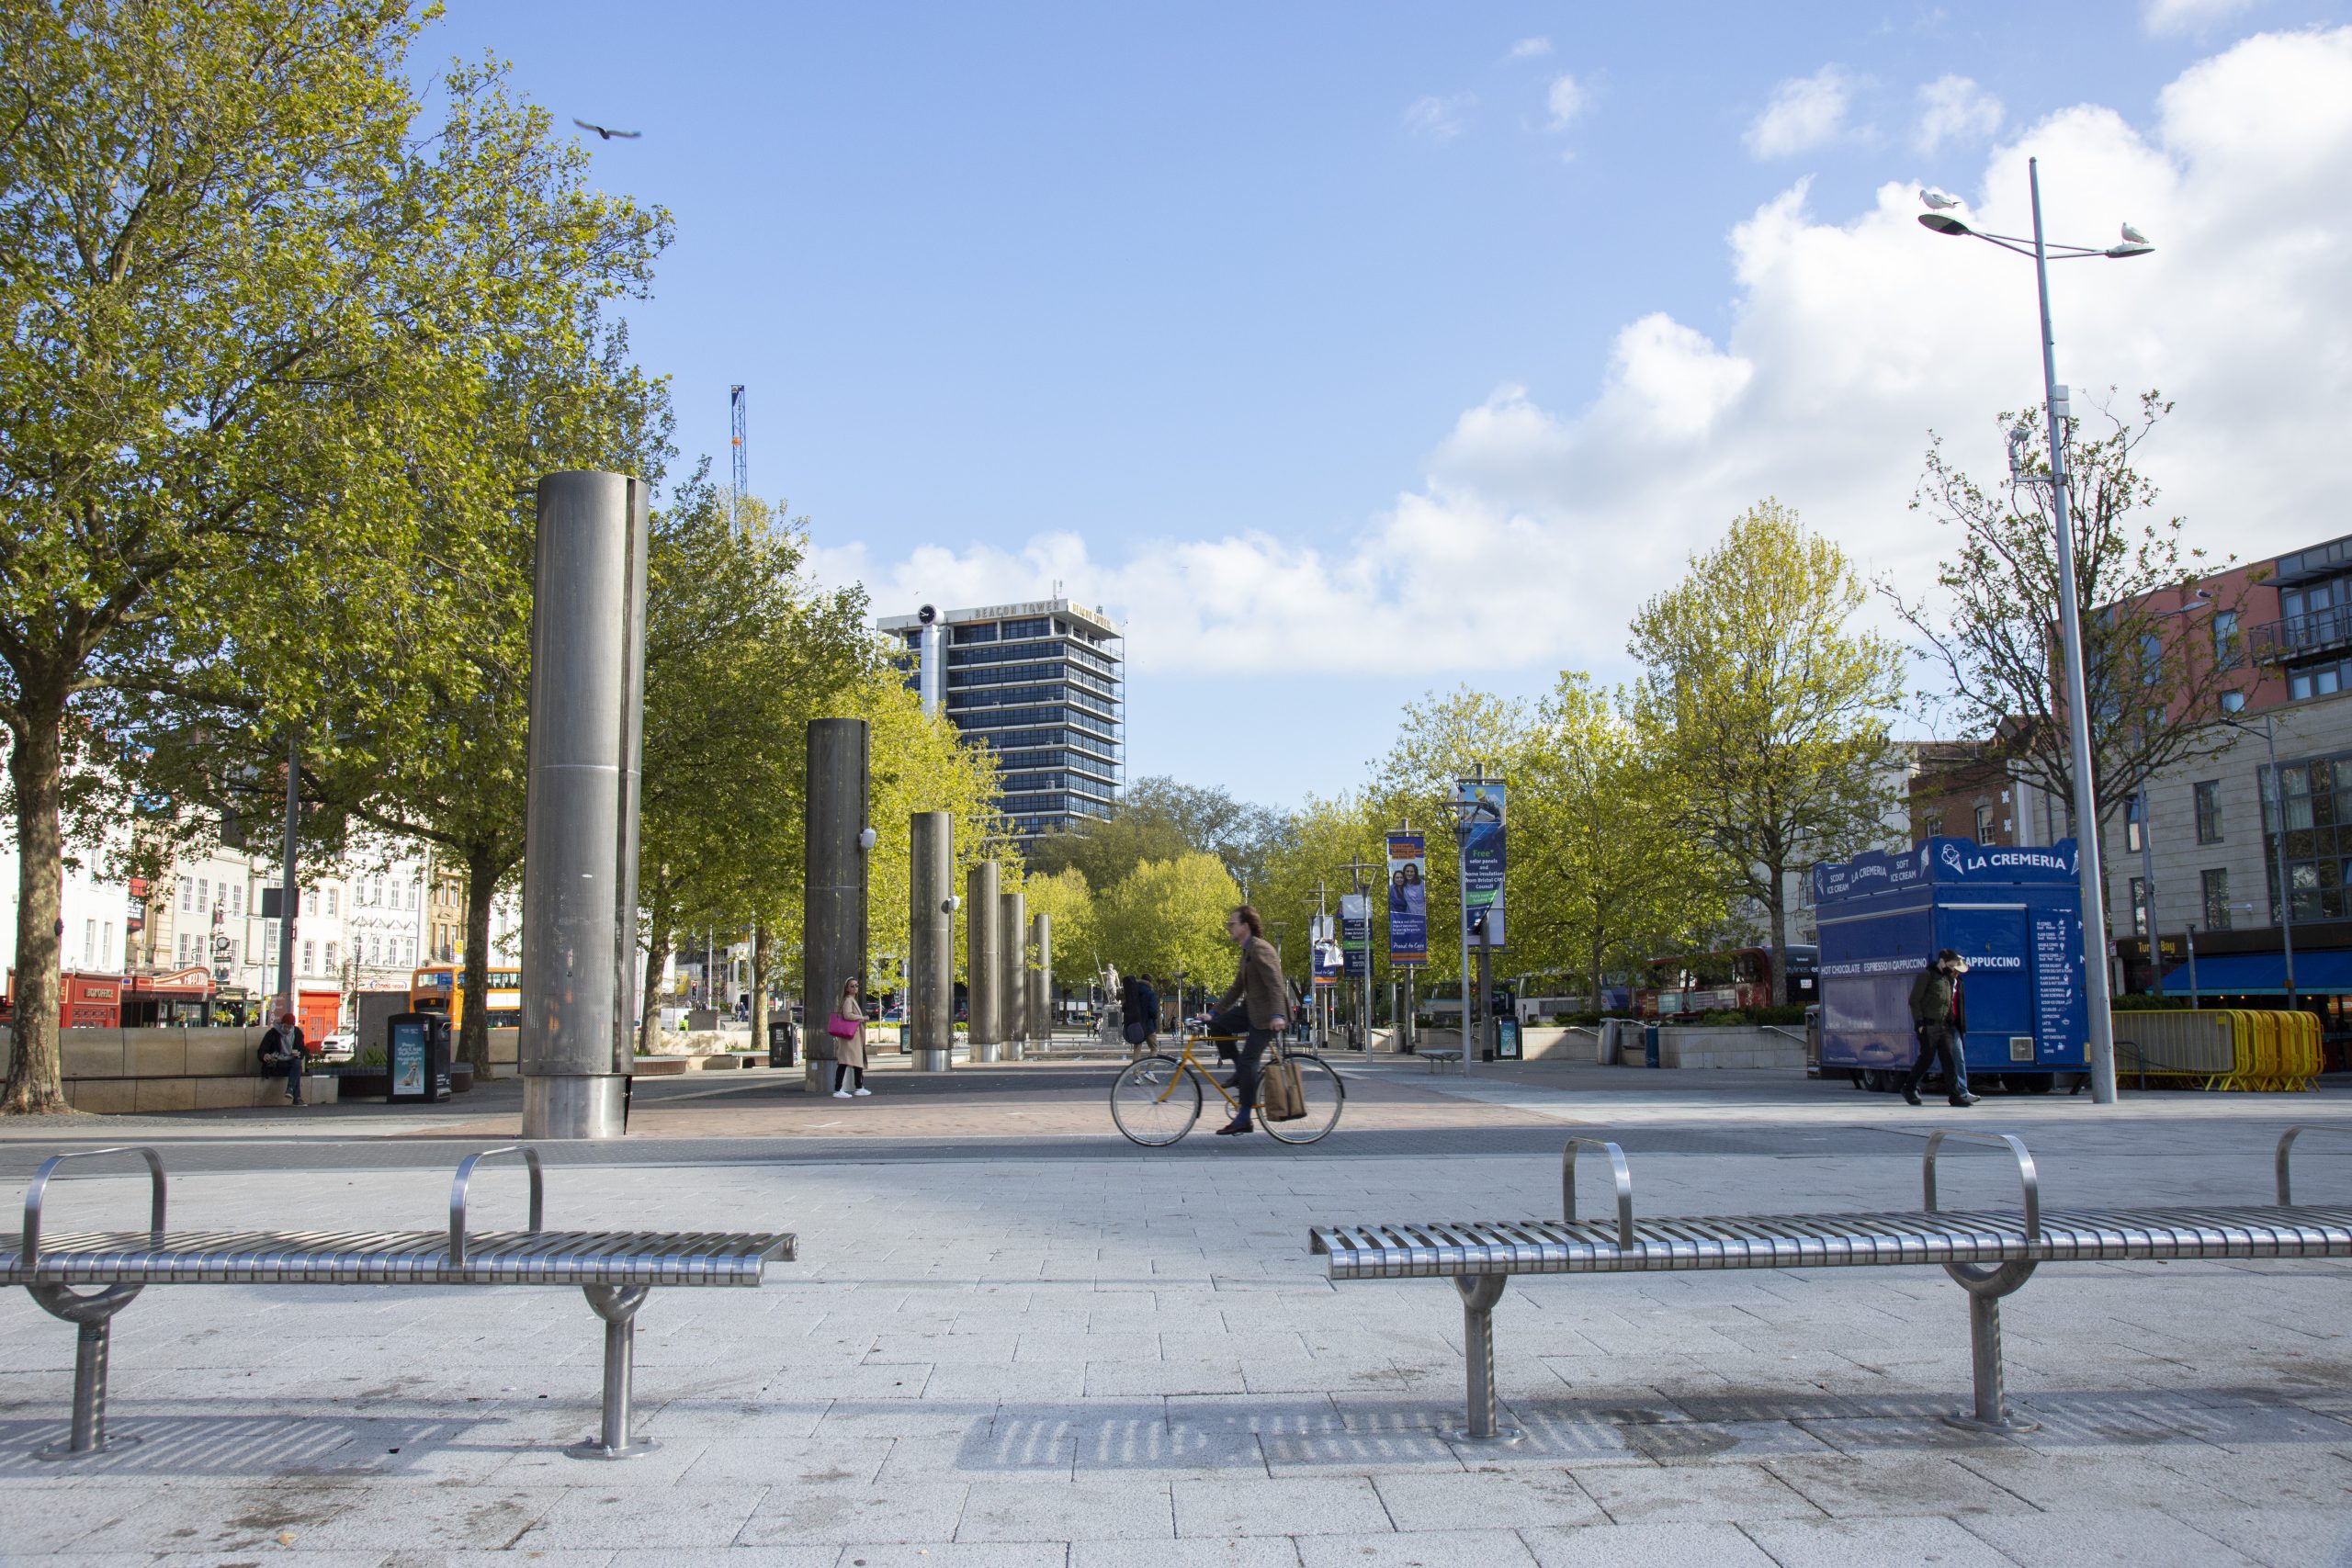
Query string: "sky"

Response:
xmin=426 ymin=0 xmax=2352 ymax=810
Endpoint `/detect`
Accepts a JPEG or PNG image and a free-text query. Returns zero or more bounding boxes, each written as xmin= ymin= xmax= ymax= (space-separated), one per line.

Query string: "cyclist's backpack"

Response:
xmin=1123 ymin=980 xmax=1158 ymax=1045
xmin=1262 ymin=1056 xmax=1306 ymax=1122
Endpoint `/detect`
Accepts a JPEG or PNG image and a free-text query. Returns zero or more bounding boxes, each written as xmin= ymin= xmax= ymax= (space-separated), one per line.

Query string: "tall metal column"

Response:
xmin=909 ymin=812 xmax=955 ymax=1073
xmin=519 ymin=470 xmax=649 ymax=1140
xmin=802 ymin=718 xmax=871 ymax=1093
xmin=1029 ymin=912 xmax=1052 ymax=1053
xmin=1000 ymin=885 xmax=1027 ymax=1060
xmin=967 ymin=862 xmax=1001 ymax=1063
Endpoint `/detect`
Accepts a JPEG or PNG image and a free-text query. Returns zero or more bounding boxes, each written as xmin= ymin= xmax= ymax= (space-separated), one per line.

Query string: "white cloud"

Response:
xmin=1402 ymin=93 xmax=1474 ymax=142
xmin=1545 ymin=73 xmax=1588 ymax=130
xmin=1507 ymin=36 xmax=1552 ymax=60
xmin=2143 ymin=0 xmax=2264 ymax=36
xmin=1746 ymin=64 xmax=1860 ymax=159
xmin=1914 ymin=73 xmax=2003 ymax=154
xmin=827 ymin=30 xmax=2352 ymax=684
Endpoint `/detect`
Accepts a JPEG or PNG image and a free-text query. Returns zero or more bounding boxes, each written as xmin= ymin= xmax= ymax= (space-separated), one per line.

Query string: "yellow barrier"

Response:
xmin=2109 ymin=1008 xmax=2322 ymax=1092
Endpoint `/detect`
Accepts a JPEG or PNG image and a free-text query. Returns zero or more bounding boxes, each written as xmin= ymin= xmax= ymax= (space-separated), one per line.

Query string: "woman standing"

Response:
xmin=828 ymin=976 xmax=871 ymax=1098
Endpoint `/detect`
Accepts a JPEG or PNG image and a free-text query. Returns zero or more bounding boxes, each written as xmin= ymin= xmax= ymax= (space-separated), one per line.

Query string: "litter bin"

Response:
xmin=768 ymin=1019 xmax=797 ymax=1069
xmin=387 ymin=1011 xmax=449 ymax=1103
xmin=1644 ymin=1023 xmax=1661 ymax=1069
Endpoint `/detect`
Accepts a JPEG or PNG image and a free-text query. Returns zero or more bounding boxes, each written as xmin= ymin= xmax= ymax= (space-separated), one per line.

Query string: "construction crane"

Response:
xmin=729 ymin=384 xmax=748 ymax=521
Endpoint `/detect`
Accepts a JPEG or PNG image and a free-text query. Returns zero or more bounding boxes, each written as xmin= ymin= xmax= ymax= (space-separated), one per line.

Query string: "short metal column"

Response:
xmin=967 ymin=862 xmax=1001 ymax=1062
xmin=568 ymin=1284 xmax=657 ymax=1459
xmin=28 ymin=1283 xmax=145 ymax=1460
xmin=1942 ymin=1258 xmax=2040 ymax=1433
xmin=1449 ymin=1274 xmax=1521 ymax=1445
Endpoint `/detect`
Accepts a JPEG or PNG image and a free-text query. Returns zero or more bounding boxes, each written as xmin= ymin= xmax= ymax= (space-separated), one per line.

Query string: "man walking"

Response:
xmin=1206 ymin=906 xmax=1289 ymax=1136
xmin=1902 ymin=949 xmax=1978 ymax=1108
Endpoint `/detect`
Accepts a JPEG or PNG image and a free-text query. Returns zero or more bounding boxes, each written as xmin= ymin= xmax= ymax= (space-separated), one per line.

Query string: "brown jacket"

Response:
xmin=1219 ymin=934 xmax=1290 ymax=1030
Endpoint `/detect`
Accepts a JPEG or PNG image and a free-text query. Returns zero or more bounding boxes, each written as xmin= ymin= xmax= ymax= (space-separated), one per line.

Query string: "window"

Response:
xmin=197 ymin=876 xmax=208 ymax=909
xmin=230 ymin=885 xmax=243 ymax=918
xmin=324 ymin=941 xmax=338 ymax=971
xmin=301 ymin=891 xmax=314 ymax=918
xmin=2203 ymin=869 xmax=2232 ymax=931
xmin=2128 ymin=876 xmax=2150 ymax=937
xmin=302 ymin=940 xmax=316 ymax=974
xmin=1973 ymin=804 xmax=1995 ymax=840
xmin=368 ymin=935 xmax=380 ymax=964
xmin=101 ymin=922 xmax=113 ymax=968
xmin=325 ymin=887 xmax=337 ymax=916
xmin=2194 ymin=780 xmax=2222 ymax=843
xmin=175 ymin=932 xmax=190 ymax=964
xmin=178 ymin=876 xmax=193 ymax=912
xmin=2214 ymin=609 xmax=2242 ymax=671
xmin=1922 ymin=809 xmax=1944 ymax=837
xmin=2141 ymin=633 xmax=2163 ymax=686
xmin=264 ymin=919 xmax=278 ymax=958
xmin=2222 ymin=690 xmax=2247 ymax=714
xmin=2290 ymin=664 xmax=2344 ymax=701
xmin=83 ymin=919 xmax=96 ymax=967
xmin=2125 ymin=795 xmax=2145 ymax=854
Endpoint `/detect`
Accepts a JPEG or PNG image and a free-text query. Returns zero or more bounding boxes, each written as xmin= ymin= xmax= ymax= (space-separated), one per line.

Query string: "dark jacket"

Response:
xmin=1908 ymin=966 xmax=1966 ymax=1032
xmin=1219 ymin=935 xmax=1289 ymax=1031
xmin=258 ymin=1024 xmax=305 ymax=1066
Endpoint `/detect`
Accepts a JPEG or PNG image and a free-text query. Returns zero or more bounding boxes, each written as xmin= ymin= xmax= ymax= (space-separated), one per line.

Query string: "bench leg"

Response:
xmin=1450 ymin=1275 xmax=1522 ymax=1446
xmin=567 ymin=1285 xmax=658 ymax=1460
xmin=1942 ymin=1260 xmax=2039 ymax=1434
xmin=27 ymin=1284 xmax=145 ymax=1461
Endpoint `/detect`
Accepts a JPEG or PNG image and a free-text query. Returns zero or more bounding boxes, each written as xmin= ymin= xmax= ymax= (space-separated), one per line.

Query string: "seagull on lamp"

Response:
xmin=1920 ymin=187 xmax=1963 ymax=209
xmin=572 ymin=118 xmax=642 ymax=141
xmin=2121 ymin=222 xmax=2149 ymax=244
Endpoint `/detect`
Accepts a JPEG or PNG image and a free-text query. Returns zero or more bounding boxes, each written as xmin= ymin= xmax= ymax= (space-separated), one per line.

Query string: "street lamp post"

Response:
xmin=1917 ymin=161 xmax=2154 ymax=1104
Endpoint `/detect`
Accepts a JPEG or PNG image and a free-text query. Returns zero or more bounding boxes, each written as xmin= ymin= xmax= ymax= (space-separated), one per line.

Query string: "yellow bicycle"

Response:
xmin=1110 ymin=1032 xmax=1345 ymax=1146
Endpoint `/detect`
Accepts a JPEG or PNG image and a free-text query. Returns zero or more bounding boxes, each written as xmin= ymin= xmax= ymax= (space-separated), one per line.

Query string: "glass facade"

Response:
xmin=887 ymin=602 xmax=1125 ymax=844
xmin=2262 ymin=750 xmax=2352 ymax=922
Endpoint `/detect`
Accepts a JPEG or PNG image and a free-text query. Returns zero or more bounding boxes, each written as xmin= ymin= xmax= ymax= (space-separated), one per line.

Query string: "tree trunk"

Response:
xmin=639 ymin=924 xmax=669 ymax=1055
xmin=3 ymin=696 xmax=72 ymax=1114
xmin=458 ymin=845 xmax=499 ymax=1074
xmin=1765 ymin=860 xmax=1789 ymax=1012
xmin=750 ymin=920 xmax=771 ymax=1048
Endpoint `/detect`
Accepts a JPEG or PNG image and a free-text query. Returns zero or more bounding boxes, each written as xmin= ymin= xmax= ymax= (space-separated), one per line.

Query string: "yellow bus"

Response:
xmin=410 ymin=964 xmax=523 ymax=1031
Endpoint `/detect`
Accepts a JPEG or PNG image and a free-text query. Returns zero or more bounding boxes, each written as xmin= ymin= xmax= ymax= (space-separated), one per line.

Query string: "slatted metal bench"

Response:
xmin=1419 ymin=1049 xmax=1464 ymax=1075
xmin=4 ymin=1145 xmax=793 ymax=1462
xmin=1310 ymin=1126 xmax=2352 ymax=1443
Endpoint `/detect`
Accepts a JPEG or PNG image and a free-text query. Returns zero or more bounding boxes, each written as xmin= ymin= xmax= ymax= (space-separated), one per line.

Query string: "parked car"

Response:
xmin=316 ymin=1030 xmax=357 ymax=1064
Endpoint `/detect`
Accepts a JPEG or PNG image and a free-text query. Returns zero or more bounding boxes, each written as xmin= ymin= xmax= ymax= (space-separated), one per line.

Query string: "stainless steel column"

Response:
xmin=803 ymin=718 xmax=871 ymax=1092
xmin=910 ymin=811 xmax=954 ymax=1072
xmin=519 ymin=470 xmax=648 ymax=1140
xmin=1000 ymin=885 xmax=1026 ymax=1060
xmin=1029 ymin=912 xmax=1052 ymax=1052
xmin=966 ymin=862 xmax=1001 ymax=1063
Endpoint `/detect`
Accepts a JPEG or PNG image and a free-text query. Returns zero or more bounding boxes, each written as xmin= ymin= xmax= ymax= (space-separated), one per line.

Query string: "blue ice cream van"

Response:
xmin=1813 ymin=837 xmax=2090 ymax=1094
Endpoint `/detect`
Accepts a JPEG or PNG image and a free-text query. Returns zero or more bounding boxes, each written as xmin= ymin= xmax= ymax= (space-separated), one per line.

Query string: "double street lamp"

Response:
xmin=1917 ymin=157 xmax=2154 ymax=1106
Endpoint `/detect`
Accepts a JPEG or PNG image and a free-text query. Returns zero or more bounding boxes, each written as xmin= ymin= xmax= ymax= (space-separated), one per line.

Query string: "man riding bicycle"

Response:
xmin=1206 ymin=904 xmax=1288 ymax=1136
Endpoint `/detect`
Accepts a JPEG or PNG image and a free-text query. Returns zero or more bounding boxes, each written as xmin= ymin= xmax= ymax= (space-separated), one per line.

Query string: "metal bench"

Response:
xmin=4 ymin=1145 xmax=793 ymax=1462
xmin=1419 ymin=1049 xmax=1464 ymax=1075
xmin=1310 ymin=1126 xmax=2352 ymax=1443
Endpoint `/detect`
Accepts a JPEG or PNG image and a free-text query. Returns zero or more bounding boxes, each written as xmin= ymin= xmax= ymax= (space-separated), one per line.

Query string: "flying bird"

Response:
xmin=2121 ymin=222 xmax=2149 ymax=244
xmin=1920 ymin=188 xmax=1962 ymax=209
xmin=572 ymin=118 xmax=642 ymax=141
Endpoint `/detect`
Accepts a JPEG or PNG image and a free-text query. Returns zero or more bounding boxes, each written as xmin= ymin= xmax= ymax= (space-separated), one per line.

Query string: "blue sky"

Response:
xmin=425 ymin=2 xmax=2352 ymax=808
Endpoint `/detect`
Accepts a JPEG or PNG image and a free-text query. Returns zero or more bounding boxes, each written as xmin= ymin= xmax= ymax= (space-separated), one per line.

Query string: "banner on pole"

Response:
xmin=1453 ymin=780 xmax=1507 ymax=949
xmin=1385 ymin=833 xmax=1428 ymax=964
xmin=1339 ymin=893 xmax=1371 ymax=977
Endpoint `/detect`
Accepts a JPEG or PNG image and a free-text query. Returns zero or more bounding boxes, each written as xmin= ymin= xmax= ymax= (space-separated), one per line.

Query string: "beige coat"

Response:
xmin=828 ymin=996 xmax=868 ymax=1069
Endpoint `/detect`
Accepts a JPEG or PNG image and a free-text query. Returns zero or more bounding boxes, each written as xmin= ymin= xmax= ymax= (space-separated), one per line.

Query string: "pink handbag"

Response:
xmin=826 ymin=1014 xmax=858 ymax=1040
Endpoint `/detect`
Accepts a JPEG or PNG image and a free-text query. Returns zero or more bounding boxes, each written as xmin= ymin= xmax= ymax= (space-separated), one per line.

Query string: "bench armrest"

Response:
xmin=1922 ymin=1130 xmax=2040 ymax=1241
xmin=23 ymin=1145 xmax=166 ymax=1265
xmin=449 ymin=1145 xmax=545 ymax=1266
xmin=2276 ymin=1125 xmax=2352 ymax=1204
xmin=1563 ymin=1137 xmax=1635 ymax=1248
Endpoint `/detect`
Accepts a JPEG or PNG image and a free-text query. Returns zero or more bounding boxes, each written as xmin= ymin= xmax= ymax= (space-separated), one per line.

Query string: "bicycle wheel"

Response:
xmin=1112 ymin=1055 xmax=1202 ymax=1146
xmin=1260 ymin=1054 xmax=1345 ymax=1145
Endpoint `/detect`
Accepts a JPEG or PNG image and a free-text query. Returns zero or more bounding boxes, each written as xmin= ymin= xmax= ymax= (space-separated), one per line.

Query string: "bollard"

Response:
xmin=1000 ymin=886 xmax=1027 ymax=1060
xmin=910 ymin=812 xmax=955 ymax=1072
xmin=967 ymin=863 xmax=1001 ymax=1063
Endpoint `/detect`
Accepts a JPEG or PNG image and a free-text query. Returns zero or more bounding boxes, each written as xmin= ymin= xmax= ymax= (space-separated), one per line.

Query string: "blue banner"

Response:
xmin=1340 ymin=893 xmax=1371 ymax=977
xmin=1454 ymin=781 xmax=1507 ymax=948
xmin=1386 ymin=832 xmax=1428 ymax=964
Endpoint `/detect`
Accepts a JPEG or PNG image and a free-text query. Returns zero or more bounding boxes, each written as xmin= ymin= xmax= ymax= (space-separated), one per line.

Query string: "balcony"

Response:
xmin=2249 ymin=607 xmax=2352 ymax=665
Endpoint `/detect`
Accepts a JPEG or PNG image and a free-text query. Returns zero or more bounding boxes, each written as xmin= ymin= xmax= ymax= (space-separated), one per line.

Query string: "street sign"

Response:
xmin=1453 ymin=781 xmax=1507 ymax=949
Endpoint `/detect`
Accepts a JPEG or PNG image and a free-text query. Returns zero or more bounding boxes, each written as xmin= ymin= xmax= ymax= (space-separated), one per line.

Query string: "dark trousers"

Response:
xmin=1207 ymin=1005 xmax=1273 ymax=1122
xmin=1903 ymin=1022 xmax=1971 ymax=1102
xmin=834 ymin=1063 xmax=865 ymax=1091
xmin=269 ymin=1052 xmax=304 ymax=1104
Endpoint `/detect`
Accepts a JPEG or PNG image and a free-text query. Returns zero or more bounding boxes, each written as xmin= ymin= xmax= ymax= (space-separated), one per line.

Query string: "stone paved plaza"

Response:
xmin=3 ymin=1055 xmax=2352 ymax=1565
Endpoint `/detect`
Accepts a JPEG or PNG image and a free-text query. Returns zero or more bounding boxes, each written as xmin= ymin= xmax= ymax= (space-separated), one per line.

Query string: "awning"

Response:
xmin=2157 ymin=949 xmax=2352 ymax=996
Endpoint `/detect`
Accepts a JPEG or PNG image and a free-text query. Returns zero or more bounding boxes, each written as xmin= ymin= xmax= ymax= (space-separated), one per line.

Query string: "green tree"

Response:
xmin=1627 ymin=500 xmax=1906 ymax=978
xmin=1514 ymin=674 xmax=1728 ymax=1004
xmin=1888 ymin=392 xmax=2246 ymax=820
xmin=1022 ymin=866 xmax=1099 ymax=993
xmin=1095 ymin=853 xmax=1239 ymax=1000
xmin=0 ymin=5 xmax=663 ymax=1110
xmin=1027 ymin=775 xmax=1288 ymax=895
